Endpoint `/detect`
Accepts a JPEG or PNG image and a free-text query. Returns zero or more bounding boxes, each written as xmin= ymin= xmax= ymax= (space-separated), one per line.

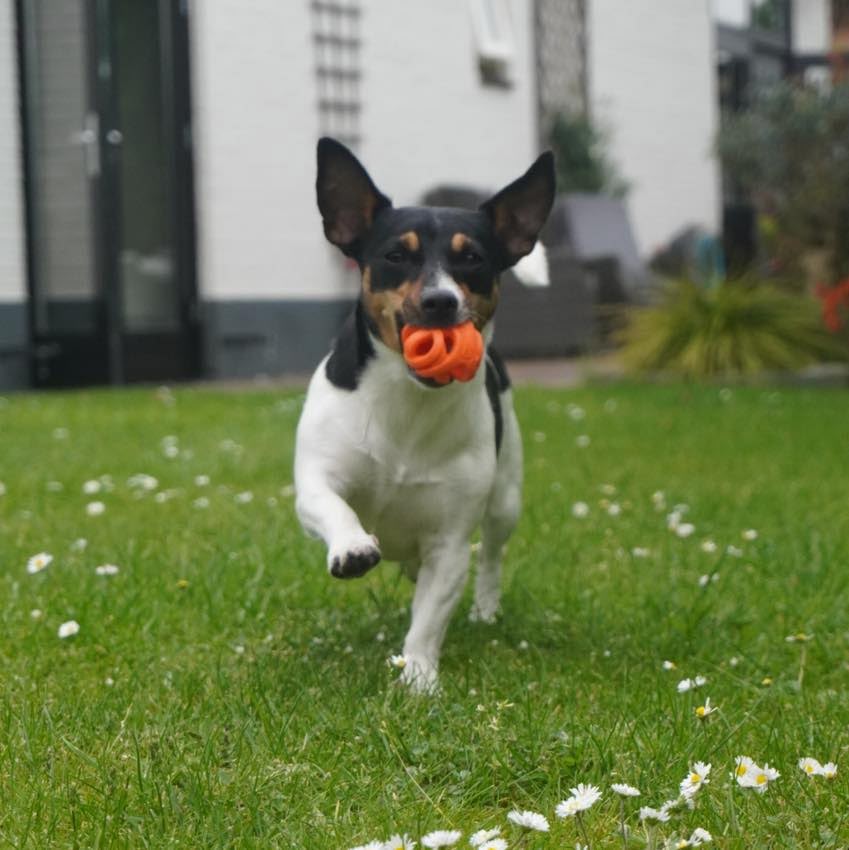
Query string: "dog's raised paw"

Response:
xmin=328 ymin=534 xmax=381 ymax=579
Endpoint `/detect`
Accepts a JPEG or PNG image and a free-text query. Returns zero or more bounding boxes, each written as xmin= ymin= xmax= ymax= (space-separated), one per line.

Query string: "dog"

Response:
xmin=294 ymin=138 xmax=555 ymax=690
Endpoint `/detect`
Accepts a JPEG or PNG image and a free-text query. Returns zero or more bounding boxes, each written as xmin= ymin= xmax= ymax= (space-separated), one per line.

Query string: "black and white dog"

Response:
xmin=295 ymin=138 xmax=555 ymax=690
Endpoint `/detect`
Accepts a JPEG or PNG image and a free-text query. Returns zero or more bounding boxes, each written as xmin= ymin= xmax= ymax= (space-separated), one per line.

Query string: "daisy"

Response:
xmin=662 ymin=660 xmax=677 ymax=670
xmin=58 ymin=620 xmax=80 ymax=639
xmin=700 ymin=540 xmax=717 ymax=554
xmin=694 ymin=675 xmax=707 ymax=686
xmin=735 ymin=757 xmax=779 ymax=792
xmin=694 ymin=698 xmax=717 ymax=719
xmin=666 ymin=510 xmax=683 ymax=530
xmin=611 ymin=783 xmax=640 ymax=797
xmin=0 ymin=481 xmax=6 ymax=496
xmin=726 ymin=545 xmax=743 ymax=557
xmin=506 ymin=810 xmax=549 ymax=832
xmin=86 ymin=501 xmax=105 ymax=516
xmin=652 ymin=490 xmax=666 ymax=510
xmin=477 ymin=840 xmax=506 ymax=850
xmin=632 ymin=547 xmax=651 ymax=558
xmin=742 ymin=529 xmax=758 ymax=541
xmin=348 ymin=841 xmax=385 ymax=850
xmin=557 ymin=784 xmax=602 ymax=817
xmin=95 ymin=564 xmax=120 ymax=576
xmin=26 ymin=552 xmax=53 ymax=574
xmin=388 ymin=654 xmax=407 ymax=669
xmin=571 ymin=501 xmax=590 ymax=518
xmin=31 ymin=609 xmax=43 ymax=620
xmin=785 ymin=632 xmax=814 ymax=642
xmin=70 ymin=538 xmax=88 ymax=552
xmin=680 ymin=762 xmax=711 ymax=797
xmin=821 ymin=762 xmax=837 ymax=779
xmin=195 ymin=474 xmax=211 ymax=486
xmin=798 ymin=757 xmax=822 ymax=776
xmin=469 ymin=828 xmax=501 ymax=847
xmin=639 ymin=806 xmax=670 ymax=823
xmin=384 ymin=835 xmax=416 ymax=850
xmin=677 ymin=675 xmax=706 ymax=693
xmin=675 ymin=523 xmax=696 ymax=538
xmin=568 ymin=404 xmax=586 ymax=421
xmin=421 ymin=832 xmax=461 ymax=849
xmin=689 ymin=828 xmax=712 ymax=845
xmin=575 ymin=434 xmax=591 ymax=448
xmin=82 ymin=479 xmax=102 ymax=494
xmin=127 ymin=473 xmax=158 ymax=491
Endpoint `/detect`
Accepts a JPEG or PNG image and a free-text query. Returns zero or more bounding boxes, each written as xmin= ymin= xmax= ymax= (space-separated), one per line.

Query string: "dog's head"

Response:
xmin=316 ymin=137 xmax=555 ymax=361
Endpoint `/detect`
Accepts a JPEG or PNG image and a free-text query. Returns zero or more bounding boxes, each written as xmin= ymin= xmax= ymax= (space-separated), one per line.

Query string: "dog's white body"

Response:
xmin=295 ymin=334 xmax=522 ymax=690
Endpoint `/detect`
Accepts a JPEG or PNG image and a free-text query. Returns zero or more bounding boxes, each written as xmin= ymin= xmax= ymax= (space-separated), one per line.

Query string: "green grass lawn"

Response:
xmin=1 ymin=382 xmax=848 ymax=849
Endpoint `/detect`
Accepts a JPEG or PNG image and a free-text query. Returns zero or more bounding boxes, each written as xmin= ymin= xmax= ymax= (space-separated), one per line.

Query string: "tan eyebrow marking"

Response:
xmin=399 ymin=231 xmax=420 ymax=251
xmin=451 ymin=232 xmax=471 ymax=253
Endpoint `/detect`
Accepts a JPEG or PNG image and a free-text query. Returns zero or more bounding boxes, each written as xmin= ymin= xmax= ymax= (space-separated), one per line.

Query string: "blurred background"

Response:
xmin=0 ymin=0 xmax=846 ymax=391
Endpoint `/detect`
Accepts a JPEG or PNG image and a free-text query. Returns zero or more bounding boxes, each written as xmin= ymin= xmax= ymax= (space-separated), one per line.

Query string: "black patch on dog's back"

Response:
xmin=485 ymin=346 xmax=510 ymax=453
xmin=325 ymin=301 xmax=376 ymax=390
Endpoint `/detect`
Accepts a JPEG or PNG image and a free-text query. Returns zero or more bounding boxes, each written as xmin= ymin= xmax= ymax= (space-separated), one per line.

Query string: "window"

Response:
xmin=469 ymin=0 xmax=515 ymax=87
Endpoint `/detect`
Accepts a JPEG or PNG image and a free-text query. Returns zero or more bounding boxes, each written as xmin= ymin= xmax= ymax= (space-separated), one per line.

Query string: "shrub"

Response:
xmin=617 ymin=279 xmax=845 ymax=378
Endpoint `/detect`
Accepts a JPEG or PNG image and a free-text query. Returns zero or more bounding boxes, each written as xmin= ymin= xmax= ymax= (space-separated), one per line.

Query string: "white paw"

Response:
xmin=327 ymin=532 xmax=381 ymax=579
xmin=469 ymin=598 xmax=500 ymax=624
xmin=399 ymin=655 xmax=439 ymax=694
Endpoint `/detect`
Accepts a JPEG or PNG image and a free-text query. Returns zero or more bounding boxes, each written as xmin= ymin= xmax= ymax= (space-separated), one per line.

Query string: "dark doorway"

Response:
xmin=18 ymin=0 xmax=199 ymax=388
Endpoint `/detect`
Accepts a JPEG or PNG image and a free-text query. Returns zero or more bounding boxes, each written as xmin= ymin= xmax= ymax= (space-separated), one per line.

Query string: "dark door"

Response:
xmin=19 ymin=0 xmax=198 ymax=388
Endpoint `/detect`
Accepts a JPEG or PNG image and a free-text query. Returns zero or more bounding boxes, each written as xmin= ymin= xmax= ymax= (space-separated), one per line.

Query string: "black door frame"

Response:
xmin=15 ymin=0 xmax=200 ymax=388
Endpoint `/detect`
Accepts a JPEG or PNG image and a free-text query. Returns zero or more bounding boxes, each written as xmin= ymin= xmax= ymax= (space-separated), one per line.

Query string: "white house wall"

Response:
xmin=0 ymin=0 xmax=24 ymax=305
xmin=189 ymin=0 xmax=537 ymax=304
xmin=792 ymin=0 xmax=831 ymax=53
xmin=587 ymin=0 xmax=721 ymax=256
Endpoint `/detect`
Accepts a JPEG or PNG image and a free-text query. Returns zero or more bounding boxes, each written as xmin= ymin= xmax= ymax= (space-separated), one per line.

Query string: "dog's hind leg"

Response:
xmin=470 ymin=401 xmax=522 ymax=624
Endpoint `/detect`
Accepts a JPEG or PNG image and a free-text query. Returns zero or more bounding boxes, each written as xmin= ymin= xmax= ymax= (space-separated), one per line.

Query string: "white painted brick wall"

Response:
xmin=587 ymin=0 xmax=721 ymax=256
xmin=0 ymin=0 xmax=25 ymax=304
xmin=190 ymin=0 xmax=537 ymax=301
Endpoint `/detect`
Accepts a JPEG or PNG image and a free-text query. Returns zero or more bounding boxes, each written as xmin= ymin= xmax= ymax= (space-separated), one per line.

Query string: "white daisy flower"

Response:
xmin=735 ymin=757 xmax=779 ymax=792
xmin=607 ymin=502 xmax=621 ymax=517
xmin=469 ymin=828 xmax=501 ymax=847
xmin=95 ymin=564 xmax=120 ymax=576
xmin=349 ymin=842 xmax=385 ymax=850
xmin=821 ymin=762 xmax=837 ymax=779
xmin=677 ymin=676 xmax=706 ymax=693
xmin=611 ymin=783 xmax=640 ymax=797
xmin=689 ymin=827 xmax=712 ymax=845
xmin=729 ymin=656 xmax=740 ymax=667
xmin=742 ymin=529 xmax=758 ymax=541
xmin=694 ymin=675 xmax=707 ymax=686
xmin=600 ymin=483 xmax=616 ymax=495
xmin=70 ymin=538 xmax=88 ymax=552
xmin=666 ymin=510 xmax=682 ymax=530
xmin=421 ymin=831 xmax=461 ymax=848
xmin=86 ymin=501 xmax=105 ymax=516
xmin=639 ymin=806 xmax=670 ymax=823
xmin=193 ymin=497 xmax=210 ymax=509
xmin=632 ymin=547 xmax=651 ymax=558
xmin=31 ymin=609 xmax=43 ymax=620
xmin=104 ymin=676 xmax=115 ymax=686
xmin=384 ymin=835 xmax=416 ymax=850
xmin=46 ymin=480 xmax=64 ymax=492
xmin=726 ymin=545 xmax=743 ymax=557
xmin=571 ymin=501 xmax=590 ymax=518
xmin=235 ymin=491 xmax=254 ymax=504
xmin=652 ymin=490 xmax=666 ymax=510
xmin=27 ymin=552 xmax=53 ymax=574
xmin=506 ymin=810 xmax=549 ymax=831
xmin=675 ymin=523 xmax=696 ymax=538
xmin=698 ymin=574 xmax=710 ymax=588
xmin=785 ymin=632 xmax=814 ymax=643
xmin=694 ymin=698 xmax=717 ymax=719
xmin=556 ymin=784 xmax=602 ymax=817
xmin=52 ymin=427 xmax=69 ymax=440
xmin=388 ymin=654 xmax=407 ymax=670
xmin=58 ymin=620 xmax=80 ymax=639
xmin=82 ymin=479 xmax=102 ymax=494
xmin=680 ymin=762 xmax=711 ymax=797
xmin=700 ymin=540 xmax=717 ymax=554
xmin=127 ymin=473 xmax=158 ymax=491
xmin=662 ymin=660 xmax=677 ymax=670
xmin=477 ymin=840 xmax=506 ymax=850
xmin=0 ymin=481 xmax=6 ymax=496
xmin=568 ymin=404 xmax=586 ymax=421
xmin=575 ymin=434 xmax=591 ymax=448
xmin=798 ymin=757 xmax=822 ymax=776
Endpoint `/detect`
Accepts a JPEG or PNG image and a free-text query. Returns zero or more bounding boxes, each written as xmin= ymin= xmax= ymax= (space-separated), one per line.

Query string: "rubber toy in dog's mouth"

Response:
xmin=401 ymin=321 xmax=484 ymax=385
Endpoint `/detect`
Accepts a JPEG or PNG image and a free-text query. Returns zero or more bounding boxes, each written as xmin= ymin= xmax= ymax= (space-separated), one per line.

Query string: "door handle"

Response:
xmin=73 ymin=112 xmax=101 ymax=177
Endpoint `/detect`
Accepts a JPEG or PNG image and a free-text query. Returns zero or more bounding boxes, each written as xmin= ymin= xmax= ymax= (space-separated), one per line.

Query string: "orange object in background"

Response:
xmin=401 ymin=321 xmax=484 ymax=384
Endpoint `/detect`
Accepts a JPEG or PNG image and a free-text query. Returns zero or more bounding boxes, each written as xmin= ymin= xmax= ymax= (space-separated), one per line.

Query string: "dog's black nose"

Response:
xmin=420 ymin=288 xmax=459 ymax=324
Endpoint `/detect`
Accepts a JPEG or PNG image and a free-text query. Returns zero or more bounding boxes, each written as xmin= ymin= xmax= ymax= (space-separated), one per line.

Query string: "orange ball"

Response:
xmin=401 ymin=321 xmax=484 ymax=384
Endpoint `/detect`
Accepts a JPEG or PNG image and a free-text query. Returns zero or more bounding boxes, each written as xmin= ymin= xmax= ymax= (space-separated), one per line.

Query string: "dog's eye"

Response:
xmin=384 ymin=250 xmax=406 ymax=264
xmin=461 ymin=249 xmax=483 ymax=266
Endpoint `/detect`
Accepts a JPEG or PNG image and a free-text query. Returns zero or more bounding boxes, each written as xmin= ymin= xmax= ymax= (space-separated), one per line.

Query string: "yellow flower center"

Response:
xmin=736 ymin=764 xmax=748 ymax=776
xmin=756 ymin=773 xmax=767 ymax=785
xmin=690 ymin=773 xmax=701 ymax=783
xmin=695 ymin=706 xmax=706 ymax=717
xmin=805 ymin=764 xmax=815 ymax=773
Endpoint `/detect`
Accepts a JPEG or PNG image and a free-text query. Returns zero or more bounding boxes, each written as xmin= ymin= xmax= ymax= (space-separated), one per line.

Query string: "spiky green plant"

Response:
xmin=618 ymin=279 xmax=845 ymax=377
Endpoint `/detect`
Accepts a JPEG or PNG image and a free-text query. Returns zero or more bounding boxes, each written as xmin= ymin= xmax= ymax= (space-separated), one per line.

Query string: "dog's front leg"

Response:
xmin=401 ymin=537 xmax=470 ymax=692
xmin=295 ymin=479 xmax=380 ymax=579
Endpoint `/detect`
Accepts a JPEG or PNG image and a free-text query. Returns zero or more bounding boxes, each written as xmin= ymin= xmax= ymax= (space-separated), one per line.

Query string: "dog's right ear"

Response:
xmin=316 ymin=138 xmax=392 ymax=258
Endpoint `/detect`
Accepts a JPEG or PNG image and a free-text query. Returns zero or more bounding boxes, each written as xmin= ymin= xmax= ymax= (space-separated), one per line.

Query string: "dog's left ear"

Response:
xmin=480 ymin=151 xmax=556 ymax=268
xmin=316 ymin=137 xmax=392 ymax=258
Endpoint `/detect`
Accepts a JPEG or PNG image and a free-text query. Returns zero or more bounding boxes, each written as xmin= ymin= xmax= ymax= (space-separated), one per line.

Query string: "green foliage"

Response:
xmin=547 ymin=112 xmax=628 ymax=197
xmin=717 ymin=81 xmax=849 ymax=284
xmin=618 ymin=279 xmax=845 ymax=377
